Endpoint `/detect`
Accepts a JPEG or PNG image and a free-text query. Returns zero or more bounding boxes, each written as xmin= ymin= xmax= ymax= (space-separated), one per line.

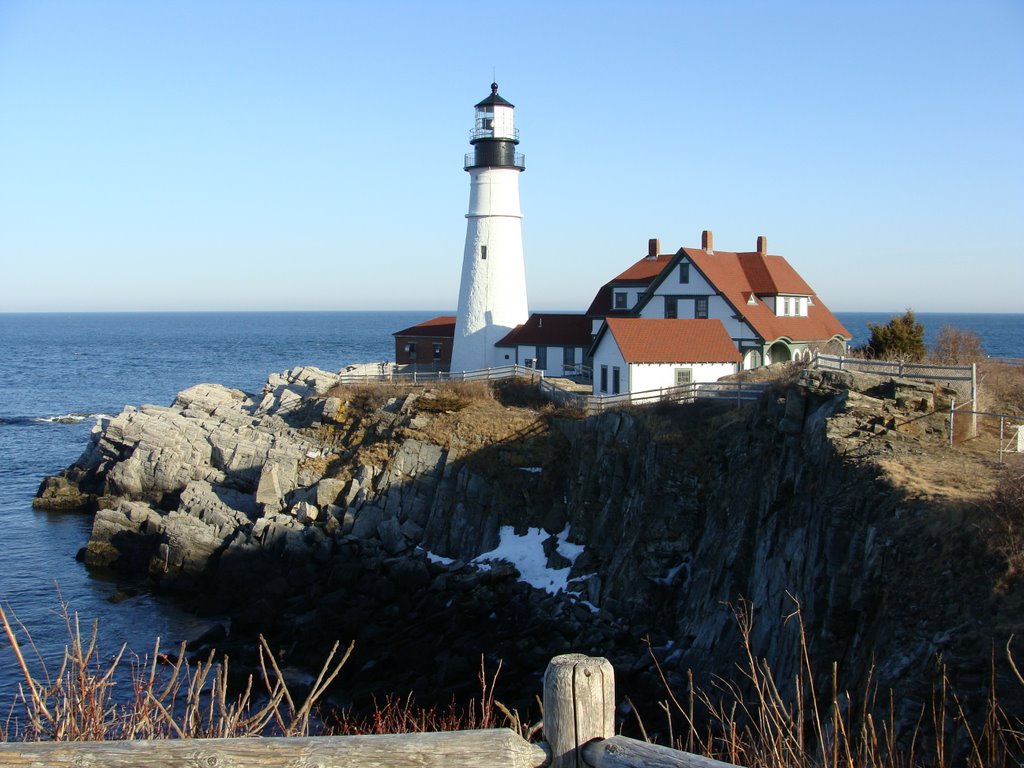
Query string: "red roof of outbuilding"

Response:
xmin=392 ymin=315 xmax=456 ymax=337
xmin=603 ymin=318 xmax=741 ymax=364
xmin=496 ymin=313 xmax=593 ymax=347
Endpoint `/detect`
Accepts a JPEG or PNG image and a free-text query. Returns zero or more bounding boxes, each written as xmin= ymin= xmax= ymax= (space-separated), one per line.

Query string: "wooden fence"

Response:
xmin=0 ymin=654 xmax=738 ymax=768
xmin=338 ymin=363 xmax=542 ymax=385
xmin=577 ymin=378 xmax=770 ymax=415
xmin=337 ymin=363 xmax=766 ymax=417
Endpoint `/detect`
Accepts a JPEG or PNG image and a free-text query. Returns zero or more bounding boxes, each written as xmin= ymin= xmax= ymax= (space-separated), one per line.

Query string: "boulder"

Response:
xmin=151 ymin=512 xmax=230 ymax=590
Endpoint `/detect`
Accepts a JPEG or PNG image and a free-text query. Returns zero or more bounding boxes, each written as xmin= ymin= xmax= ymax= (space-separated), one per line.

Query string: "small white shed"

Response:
xmin=590 ymin=317 xmax=741 ymax=396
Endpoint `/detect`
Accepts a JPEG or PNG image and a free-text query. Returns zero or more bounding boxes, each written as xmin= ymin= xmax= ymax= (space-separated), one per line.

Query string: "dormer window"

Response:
xmin=614 ymin=291 xmax=628 ymax=310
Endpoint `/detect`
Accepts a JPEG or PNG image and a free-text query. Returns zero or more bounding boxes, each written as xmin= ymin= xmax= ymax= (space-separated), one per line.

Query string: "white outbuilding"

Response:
xmin=590 ymin=317 xmax=741 ymax=396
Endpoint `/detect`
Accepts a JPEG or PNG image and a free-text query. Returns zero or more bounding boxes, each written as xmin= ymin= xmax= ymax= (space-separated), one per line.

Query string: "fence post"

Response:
xmin=543 ymin=654 xmax=614 ymax=768
xmin=949 ymin=397 xmax=956 ymax=448
xmin=971 ymin=363 xmax=978 ymax=438
xmin=1000 ymin=416 xmax=1005 ymax=464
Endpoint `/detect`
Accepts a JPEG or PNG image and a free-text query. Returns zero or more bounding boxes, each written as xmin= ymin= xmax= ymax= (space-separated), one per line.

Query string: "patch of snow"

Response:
xmin=472 ymin=525 xmax=586 ymax=595
xmin=517 ymin=467 xmax=543 ymax=473
xmin=419 ymin=547 xmax=455 ymax=566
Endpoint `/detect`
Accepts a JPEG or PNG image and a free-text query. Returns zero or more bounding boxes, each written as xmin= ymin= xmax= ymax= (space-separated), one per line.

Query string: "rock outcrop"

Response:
xmin=35 ymin=366 xmax=1020 ymax=739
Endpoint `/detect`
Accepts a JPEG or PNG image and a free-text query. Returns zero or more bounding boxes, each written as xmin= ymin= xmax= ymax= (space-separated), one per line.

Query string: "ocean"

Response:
xmin=0 ymin=310 xmax=1021 ymax=706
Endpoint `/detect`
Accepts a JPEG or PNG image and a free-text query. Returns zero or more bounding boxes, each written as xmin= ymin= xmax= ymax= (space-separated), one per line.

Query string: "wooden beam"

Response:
xmin=582 ymin=735 xmax=740 ymax=768
xmin=0 ymin=728 xmax=550 ymax=768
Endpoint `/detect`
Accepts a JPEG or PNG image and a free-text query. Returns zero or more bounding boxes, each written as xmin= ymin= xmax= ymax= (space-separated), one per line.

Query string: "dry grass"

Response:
xmin=324 ymin=382 xmax=408 ymax=412
xmin=415 ymin=380 xmax=493 ymax=413
xmin=0 ymin=601 xmax=351 ymax=741
xmin=978 ymin=362 xmax=1024 ymax=417
xmin=328 ymin=657 xmax=540 ymax=742
xmin=640 ymin=597 xmax=1024 ymax=768
xmin=4 ymin=597 xmax=1023 ymax=766
xmin=986 ymin=457 xmax=1024 ymax=583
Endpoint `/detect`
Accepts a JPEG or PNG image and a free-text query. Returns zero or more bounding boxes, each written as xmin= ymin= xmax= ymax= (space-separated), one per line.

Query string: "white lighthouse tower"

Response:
xmin=449 ymin=83 xmax=529 ymax=373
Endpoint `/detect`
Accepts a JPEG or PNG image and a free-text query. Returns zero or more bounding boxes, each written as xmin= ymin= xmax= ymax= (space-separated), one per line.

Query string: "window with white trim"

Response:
xmin=695 ymin=297 xmax=709 ymax=319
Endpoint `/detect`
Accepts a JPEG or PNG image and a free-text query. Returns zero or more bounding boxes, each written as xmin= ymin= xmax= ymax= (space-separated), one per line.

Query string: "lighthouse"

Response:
xmin=449 ymin=83 xmax=529 ymax=373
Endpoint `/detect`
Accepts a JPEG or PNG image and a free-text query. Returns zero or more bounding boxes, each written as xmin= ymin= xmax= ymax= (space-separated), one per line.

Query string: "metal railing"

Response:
xmin=470 ymin=126 xmax=520 ymax=141
xmin=810 ymin=353 xmax=978 ymax=439
xmin=464 ymin=152 xmax=526 ymax=170
xmin=810 ymin=353 xmax=974 ymax=382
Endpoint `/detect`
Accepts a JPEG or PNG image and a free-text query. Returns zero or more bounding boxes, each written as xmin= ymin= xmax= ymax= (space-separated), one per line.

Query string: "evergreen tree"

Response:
xmin=864 ymin=310 xmax=926 ymax=361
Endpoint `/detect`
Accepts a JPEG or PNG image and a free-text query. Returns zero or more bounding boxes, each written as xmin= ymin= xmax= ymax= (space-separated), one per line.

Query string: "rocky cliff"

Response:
xmin=35 ymin=366 xmax=1022 ymax=737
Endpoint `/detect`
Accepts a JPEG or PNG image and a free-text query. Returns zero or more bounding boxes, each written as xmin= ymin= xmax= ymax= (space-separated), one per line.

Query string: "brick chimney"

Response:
xmin=701 ymin=229 xmax=714 ymax=255
xmin=757 ymin=235 xmax=768 ymax=256
xmin=647 ymin=238 xmax=659 ymax=260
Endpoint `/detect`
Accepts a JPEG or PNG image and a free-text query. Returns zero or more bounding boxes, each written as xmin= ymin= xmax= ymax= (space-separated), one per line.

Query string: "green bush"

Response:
xmin=862 ymin=309 xmax=926 ymax=362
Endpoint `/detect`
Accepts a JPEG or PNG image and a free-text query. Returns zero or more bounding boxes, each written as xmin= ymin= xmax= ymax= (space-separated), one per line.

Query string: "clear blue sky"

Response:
xmin=1 ymin=0 xmax=1021 ymax=313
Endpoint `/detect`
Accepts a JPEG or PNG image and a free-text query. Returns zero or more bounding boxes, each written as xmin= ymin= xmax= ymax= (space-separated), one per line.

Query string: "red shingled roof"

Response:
xmin=496 ymin=313 xmax=593 ymax=347
xmin=612 ymin=255 xmax=673 ymax=283
xmin=682 ymin=248 xmax=849 ymax=343
xmin=604 ymin=318 xmax=740 ymax=364
xmin=392 ymin=315 xmax=456 ymax=337
xmin=586 ymin=255 xmax=673 ymax=316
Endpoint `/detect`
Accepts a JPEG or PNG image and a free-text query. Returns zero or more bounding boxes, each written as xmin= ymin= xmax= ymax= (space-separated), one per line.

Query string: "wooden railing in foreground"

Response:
xmin=0 ymin=654 xmax=739 ymax=768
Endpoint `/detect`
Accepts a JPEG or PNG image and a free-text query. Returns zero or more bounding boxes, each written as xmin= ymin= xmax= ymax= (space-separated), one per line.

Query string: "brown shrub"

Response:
xmin=977 ymin=362 xmax=1024 ymax=416
xmin=323 ymin=383 xmax=410 ymax=413
xmin=932 ymin=326 xmax=986 ymax=364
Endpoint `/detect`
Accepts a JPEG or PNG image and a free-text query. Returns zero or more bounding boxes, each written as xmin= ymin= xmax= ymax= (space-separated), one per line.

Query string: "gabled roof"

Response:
xmin=628 ymin=246 xmax=850 ymax=344
xmin=597 ymin=318 xmax=741 ymax=364
xmin=585 ymin=254 xmax=673 ymax=316
xmin=612 ymin=255 xmax=673 ymax=283
xmin=392 ymin=315 xmax=456 ymax=338
xmin=681 ymin=248 xmax=848 ymax=343
xmin=495 ymin=313 xmax=593 ymax=347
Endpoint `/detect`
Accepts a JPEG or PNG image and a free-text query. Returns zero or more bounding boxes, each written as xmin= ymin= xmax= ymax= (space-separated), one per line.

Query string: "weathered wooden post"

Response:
xmin=544 ymin=654 xmax=615 ymax=768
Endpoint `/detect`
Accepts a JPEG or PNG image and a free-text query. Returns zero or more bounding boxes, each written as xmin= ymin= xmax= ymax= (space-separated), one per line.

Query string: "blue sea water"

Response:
xmin=0 ymin=310 xmax=1021 ymax=707
xmin=0 ymin=311 xmax=430 ymax=707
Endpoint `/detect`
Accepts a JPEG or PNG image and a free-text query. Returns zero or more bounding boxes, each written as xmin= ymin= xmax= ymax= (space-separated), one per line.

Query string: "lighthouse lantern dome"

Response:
xmin=472 ymin=82 xmax=517 ymax=143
